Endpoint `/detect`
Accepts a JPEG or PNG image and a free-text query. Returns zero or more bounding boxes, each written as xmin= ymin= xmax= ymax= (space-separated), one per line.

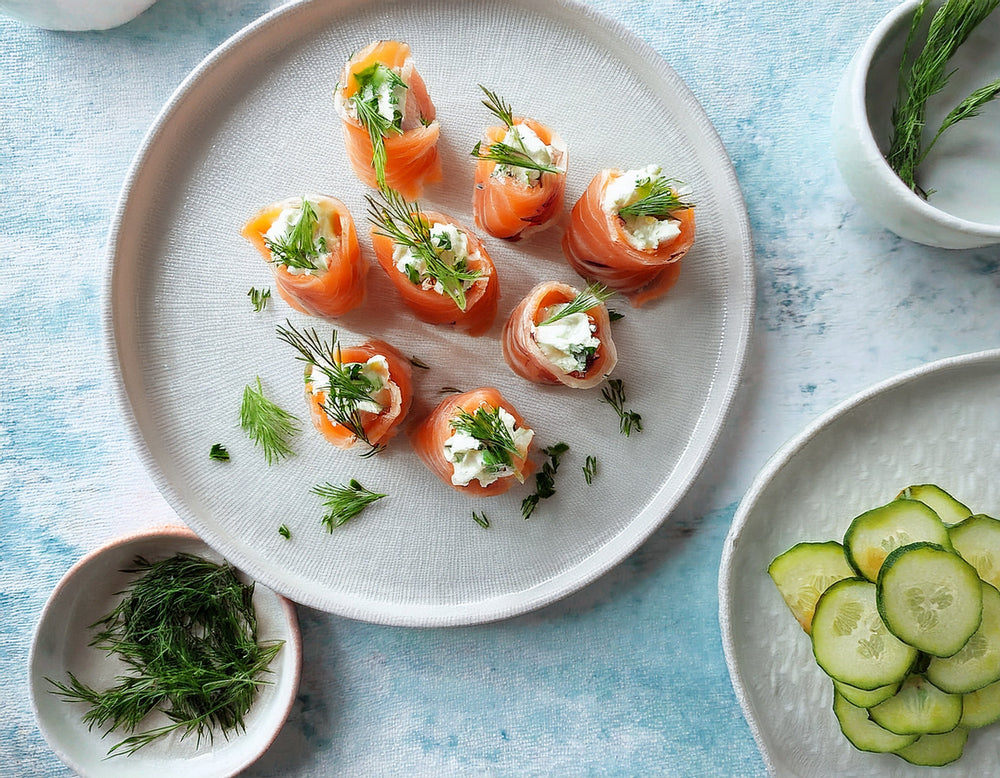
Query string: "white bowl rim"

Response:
xmin=847 ymin=0 xmax=1000 ymax=238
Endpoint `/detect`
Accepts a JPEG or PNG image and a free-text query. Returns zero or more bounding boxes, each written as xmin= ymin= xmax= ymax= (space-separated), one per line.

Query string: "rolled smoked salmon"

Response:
xmin=242 ymin=195 xmax=367 ymax=319
xmin=502 ymin=281 xmax=618 ymax=389
xmin=334 ymin=40 xmax=441 ymax=199
xmin=411 ymin=387 xmax=535 ymax=497
xmin=561 ymin=166 xmax=695 ymax=308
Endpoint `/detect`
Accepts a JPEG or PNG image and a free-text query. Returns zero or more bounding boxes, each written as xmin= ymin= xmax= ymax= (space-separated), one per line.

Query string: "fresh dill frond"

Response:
xmin=617 ymin=176 xmax=694 ymax=219
xmin=263 ymin=199 xmax=327 ymax=271
xmin=600 ymin=379 xmax=643 ymax=437
xmin=472 ymin=511 xmax=490 ymax=529
xmin=46 ymin=553 xmax=283 ymax=757
xmin=607 ymin=309 xmax=625 ymax=322
xmin=248 ymin=286 xmax=271 ymax=312
xmin=478 ymin=84 xmax=516 ymax=129
xmin=278 ymin=524 xmax=291 ymax=539
xmin=351 ymin=63 xmax=407 ymax=190
xmin=449 ymin=405 xmax=521 ymax=474
xmin=583 ymin=455 xmax=598 ymax=485
xmin=521 ymin=442 xmax=569 ymax=519
xmin=919 ymin=77 xmax=1000 ymax=168
xmin=471 ymin=140 xmax=562 ymax=176
xmin=538 ymin=284 xmax=613 ymax=326
xmin=312 ymin=478 xmax=387 ymax=530
xmin=239 ymin=377 xmax=299 ymax=464
xmin=366 ymin=189 xmax=481 ymax=311
xmin=409 ymin=355 xmax=431 ymax=370
xmin=209 ymin=443 xmax=230 ymax=461
xmin=275 ymin=320 xmax=384 ymax=456
xmin=440 ymin=386 xmax=463 ymax=394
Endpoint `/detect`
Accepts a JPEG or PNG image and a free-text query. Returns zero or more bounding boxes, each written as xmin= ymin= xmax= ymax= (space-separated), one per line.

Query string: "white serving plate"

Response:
xmin=29 ymin=526 xmax=302 ymax=778
xmin=107 ymin=0 xmax=754 ymax=626
xmin=721 ymin=349 xmax=1000 ymax=776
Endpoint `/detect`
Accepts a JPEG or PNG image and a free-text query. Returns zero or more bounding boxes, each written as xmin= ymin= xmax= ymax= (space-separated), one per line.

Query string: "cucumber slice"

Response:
xmin=832 ymin=678 xmax=900 ymax=708
xmin=950 ymin=514 xmax=1000 ymax=590
xmin=832 ymin=690 xmax=918 ymax=753
xmin=960 ymin=679 xmax=1000 ymax=728
xmin=894 ymin=728 xmax=968 ymax=767
xmin=843 ymin=498 xmax=952 ymax=582
xmin=898 ymin=484 xmax=972 ymax=525
xmin=768 ymin=541 xmax=854 ymax=633
xmin=876 ymin=542 xmax=983 ymax=657
xmin=811 ymin=578 xmax=917 ymax=690
xmin=927 ymin=581 xmax=1000 ymax=693
xmin=868 ymin=674 xmax=963 ymax=735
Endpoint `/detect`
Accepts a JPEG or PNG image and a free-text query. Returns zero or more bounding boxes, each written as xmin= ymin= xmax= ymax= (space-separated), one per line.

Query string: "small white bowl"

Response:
xmin=832 ymin=0 xmax=1000 ymax=249
xmin=29 ymin=525 xmax=302 ymax=778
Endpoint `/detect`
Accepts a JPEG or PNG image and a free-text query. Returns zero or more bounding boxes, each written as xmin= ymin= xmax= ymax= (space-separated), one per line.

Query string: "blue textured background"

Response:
xmin=3 ymin=0 xmax=999 ymax=775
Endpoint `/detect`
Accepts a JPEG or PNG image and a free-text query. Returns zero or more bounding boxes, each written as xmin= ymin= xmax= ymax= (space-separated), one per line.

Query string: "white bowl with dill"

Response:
xmin=29 ymin=526 xmax=301 ymax=778
xmin=833 ymin=0 xmax=1000 ymax=249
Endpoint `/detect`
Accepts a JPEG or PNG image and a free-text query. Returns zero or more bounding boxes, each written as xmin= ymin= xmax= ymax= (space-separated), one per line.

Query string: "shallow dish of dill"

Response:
xmin=29 ymin=526 xmax=301 ymax=778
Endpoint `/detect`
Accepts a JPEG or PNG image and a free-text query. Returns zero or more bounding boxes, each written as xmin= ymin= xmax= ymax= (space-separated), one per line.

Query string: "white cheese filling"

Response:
xmin=264 ymin=197 xmax=338 ymax=276
xmin=532 ymin=305 xmax=600 ymax=374
xmin=602 ymin=164 xmax=682 ymax=251
xmin=491 ymin=122 xmax=555 ymax=186
xmin=336 ymin=66 xmax=407 ymax=129
xmin=443 ymin=407 xmax=534 ymax=487
xmin=307 ymin=355 xmax=390 ymax=415
xmin=392 ymin=222 xmax=478 ymax=295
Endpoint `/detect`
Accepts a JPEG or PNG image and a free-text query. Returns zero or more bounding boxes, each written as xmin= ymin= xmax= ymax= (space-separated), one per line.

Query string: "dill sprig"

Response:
xmin=601 ymin=379 xmax=642 ymax=437
xmin=278 ymin=524 xmax=291 ymax=539
xmin=449 ymin=405 xmax=521 ymax=474
xmin=46 ymin=553 xmax=283 ymax=757
xmin=521 ymin=442 xmax=569 ymax=519
xmin=617 ymin=175 xmax=694 ymax=219
xmin=351 ymin=63 xmax=407 ymax=190
xmin=472 ymin=511 xmax=490 ymax=529
xmin=276 ymin=320 xmax=385 ymax=457
xmin=209 ymin=443 xmax=230 ymax=462
xmin=367 ymin=189 xmax=481 ymax=311
xmin=313 ymin=479 xmax=387 ymax=530
xmin=473 ymin=85 xmax=561 ymax=176
xmin=263 ymin=199 xmax=327 ymax=271
xmin=920 ymin=77 xmax=1000 ymax=167
xmin=248 ymin=286 xmax=271 ymax=312
xmin=583 ymin=455 xmax=598 ymax=485
xmin=538 ymin=283 xmax=613 ymax=327
xmin=240 ymin=377 xmax=299 ymax=464
xmin=888 ymin=0 xmax=1000 ymax=196
xmin=479 ymin=84 xmax=517 ymax=130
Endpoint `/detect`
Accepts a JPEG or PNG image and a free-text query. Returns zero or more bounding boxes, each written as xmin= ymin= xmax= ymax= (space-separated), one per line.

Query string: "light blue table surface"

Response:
xmin=4 ymin=1 xmax=999 ymax=775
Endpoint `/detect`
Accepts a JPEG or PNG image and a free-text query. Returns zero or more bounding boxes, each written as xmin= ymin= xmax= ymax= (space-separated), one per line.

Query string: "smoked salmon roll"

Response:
xmin=502 ymin=281 xmax=618 ymax=389
xmin=277 ymin=321 xmax=412 ymax=456
xmin=561 ymin=165 xmax=695 ymax=308
xmin=411 ymin=387 xmax=535 ymax=497
xmin=471 ymin=86 xmax=567 ymax=240
xmin=242 ymin=195 xmax=367 ymax=319
xmin=368 ymin=190 xmax=499 ymax=336
xmin=334 ymin=40 xmax=442 ymax=199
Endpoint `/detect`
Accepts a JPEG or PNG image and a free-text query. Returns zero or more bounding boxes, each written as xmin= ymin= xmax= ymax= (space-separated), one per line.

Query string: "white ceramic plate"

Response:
xmin=29 ymin=526 xmax=302 ymax=778
xmin=720 ymin=350 xmax=1000 ymax=776
xmin=107 ymin=0 xmax=753 ymax=626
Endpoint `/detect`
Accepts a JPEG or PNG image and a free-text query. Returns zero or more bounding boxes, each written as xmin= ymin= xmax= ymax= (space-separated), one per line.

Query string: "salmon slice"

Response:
xmin=561 ymin=169 xmax=695 ymax=307
xmin=473 ymin=117 xmax=567 ymax=240
xmin=304 ymin=338 xmax=413 ymax=452
xmin=411 ymin=387 xmax=535 ymax=497
xmin=370 ymin=209 xmax=499 ymax=336
xmin=242 ymin=195 xmax=367 ymax=318
xmin=502 ymin=281 xmax=618 ymax=389
xmin=335 ymin=40 xmax=441 ymax=200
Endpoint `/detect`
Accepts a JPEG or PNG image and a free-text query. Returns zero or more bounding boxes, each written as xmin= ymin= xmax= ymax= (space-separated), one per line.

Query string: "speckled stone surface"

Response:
xmin=3 ymin=1 xmax=999 ymax=776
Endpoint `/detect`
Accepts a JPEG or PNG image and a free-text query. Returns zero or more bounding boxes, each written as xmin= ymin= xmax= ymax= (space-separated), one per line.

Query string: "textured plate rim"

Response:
xmin=103 ymin=0 xmax=755 ymax=626
xmin=718 ymin=348 xmax=1000 ymax=775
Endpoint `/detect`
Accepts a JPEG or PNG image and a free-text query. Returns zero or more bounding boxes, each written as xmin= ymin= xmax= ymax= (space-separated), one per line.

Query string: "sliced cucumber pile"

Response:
xmin=768 ymin=484 xmax=1000 ymax=767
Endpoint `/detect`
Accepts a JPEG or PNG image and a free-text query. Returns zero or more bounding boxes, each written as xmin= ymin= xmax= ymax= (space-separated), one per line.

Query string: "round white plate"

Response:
xmin=29 ymin=526 xmax=302 ymax=778
xmin=107 ymin=0 xmax=753 ymax=626
xmin=720 ymin=349 xmax=1000 ymax=776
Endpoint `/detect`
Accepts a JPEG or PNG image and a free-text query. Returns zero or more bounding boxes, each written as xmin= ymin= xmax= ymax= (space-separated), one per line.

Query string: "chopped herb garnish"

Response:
xmin=248 ymin=286 xmax=271 ymax=312
xmin=450 ymin=405 xmax=521 ymax=475
xmin=239 ymin=377 xmax=299 ymax=464
xmin=617 ymin=176 xmax=693 ymax=220
xmin=607 ymin=309 xmax=625 ymax=322
xmin=521 ymin=442 xmax=569 ymax=519
xmin=601 ymin=379 xmax=642 ymax=437
xmin=276 ymin=320 xmax=385 ymax=457
xmin=278 ymin=524 xmax=291 ymax=539
xmin=538 ymin=283 xmax=613 ymax=326
xmin=209 ymin=443 xmax=230 ymax=462
xmin=472 ymin=511 xmax=490 ymax=529
xmin=440 ymin=386 xmax=463 ymax=394
xmin=409 ymin=355 xmax=431 ymax=370
xmin=350 ymin=62 xmax=407 ymax=190
xmin=583 ymin=455 xmax=598 ymax=485
xmin=367 ymin=189 xmax=481 ymax=311
xmin=313 ymin=479 xmax=387 ymax=530
xmin=263 ymin=199 xmax=327 ymax=271
xmin=46 ymin=553 xmax=283 ymax=757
